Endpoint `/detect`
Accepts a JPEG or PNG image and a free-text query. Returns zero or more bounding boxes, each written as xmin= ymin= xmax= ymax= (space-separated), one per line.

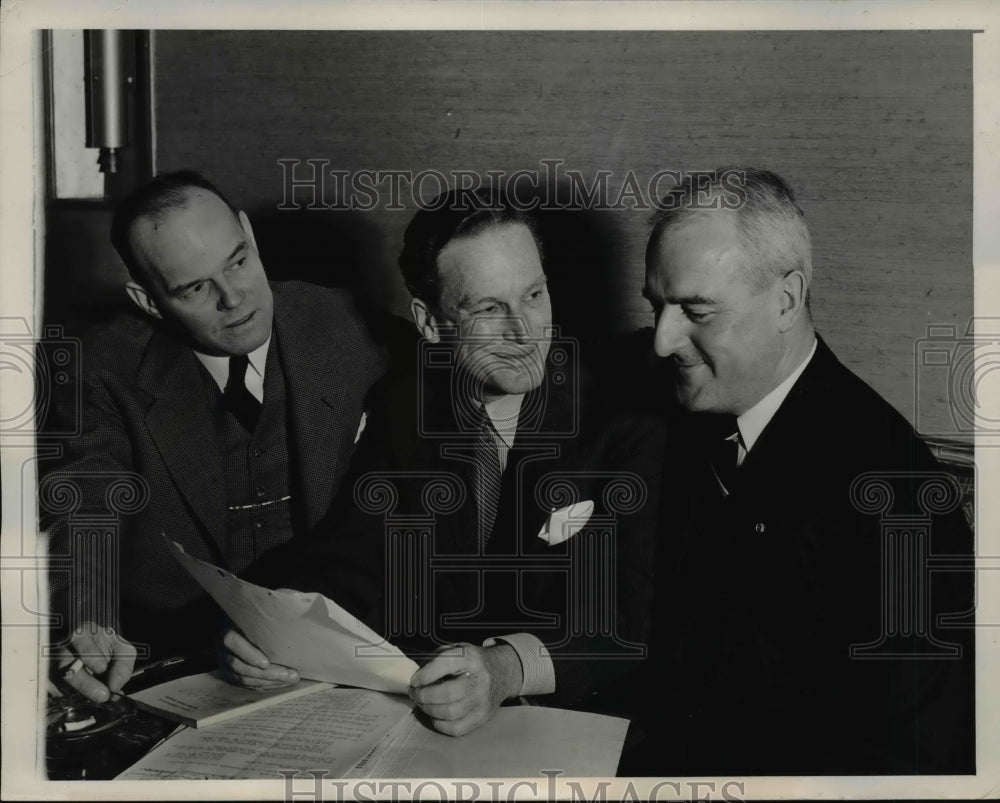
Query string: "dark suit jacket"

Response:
xmin=626 ymin=337 xmax=975 ymax=775
xmin=283 ymin=358 xmax=665 ymax=711
xmin=44 ymin=281 xmax=384 ymax=658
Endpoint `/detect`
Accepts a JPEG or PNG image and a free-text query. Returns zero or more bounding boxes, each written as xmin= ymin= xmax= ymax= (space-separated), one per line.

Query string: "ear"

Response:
xmin=775 ymin=269 xmax=808 ymax=333
xmin=125 ymin=281 xmax=162 ymax=320
xmin=410 ymin=298 xmax=442 ymax=343
xmin=238 ymin=210 xmax=259 ymax=253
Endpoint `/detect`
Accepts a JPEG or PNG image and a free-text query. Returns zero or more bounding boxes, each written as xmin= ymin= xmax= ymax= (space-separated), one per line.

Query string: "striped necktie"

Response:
xmin=472 ymin=404 xmax=502 ymax=547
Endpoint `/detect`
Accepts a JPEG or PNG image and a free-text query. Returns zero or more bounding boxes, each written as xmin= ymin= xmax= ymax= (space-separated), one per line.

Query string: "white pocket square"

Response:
xmin=537 ymin=501 xmax=595 ymax=546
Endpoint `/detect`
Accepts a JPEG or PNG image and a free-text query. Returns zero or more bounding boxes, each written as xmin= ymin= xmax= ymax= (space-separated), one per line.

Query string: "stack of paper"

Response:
xmin=118 ymin=687 xmax=413 ymax=780
xmin=129 ymin=671 xmax=333 ymax=728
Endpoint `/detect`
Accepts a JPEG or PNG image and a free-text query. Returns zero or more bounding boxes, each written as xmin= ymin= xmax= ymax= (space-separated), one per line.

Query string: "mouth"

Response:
xmin=476 ymin=342 xmax=539 ymax=360
xmin=495 ymin=349 xmax=542 ymax=367
xmin=672 ymin=360 xmax=705 ymax=370
xmin=225 ymin=310 xmax=256 ymax=330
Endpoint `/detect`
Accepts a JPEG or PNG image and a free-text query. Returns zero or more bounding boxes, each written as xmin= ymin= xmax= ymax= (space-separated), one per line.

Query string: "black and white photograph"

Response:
xmin=1 ymin=1 xmax=998 ymax=800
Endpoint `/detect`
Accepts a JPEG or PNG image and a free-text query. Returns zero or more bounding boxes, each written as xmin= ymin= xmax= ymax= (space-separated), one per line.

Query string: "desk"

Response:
xmin=48 ymin=657 xmax=628 ymax=780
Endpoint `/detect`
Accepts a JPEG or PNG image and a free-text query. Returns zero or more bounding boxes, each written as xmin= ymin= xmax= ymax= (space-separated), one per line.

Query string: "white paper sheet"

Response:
xmin=118 ymin=687 xmax=413 ymax=780
xmin=167 ymin=538 xmax=418 ymax=693
xmin=129 ymin=671 xmax=333 ymax=727
xmin=344 ymin=705 xmax=629 ymax=778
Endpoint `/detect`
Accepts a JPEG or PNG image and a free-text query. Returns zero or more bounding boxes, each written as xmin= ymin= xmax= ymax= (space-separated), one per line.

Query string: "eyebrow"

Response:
xmin=456 ymin=279 xmax=547 ymax=312
xmin=642 ymin=287 xmax=717 ymax=306
xmin=166 ymin=242 xmax=247 ymax=296
xmin=456 ymin=294 xmax=500 ymax=311
xmin=226 ymin=241 xmax=248 ymax=263
xmin=167 ymin=277 xmax=207 ymax=296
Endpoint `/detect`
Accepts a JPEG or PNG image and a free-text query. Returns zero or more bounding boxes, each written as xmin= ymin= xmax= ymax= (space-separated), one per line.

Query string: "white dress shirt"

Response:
xmin=735 ymin=338 xmax=817 ymax=464
xmin=194 ymin=337 xmax=270 ymax=403
xmin=483 ymin=392 xmax=524 ymax=471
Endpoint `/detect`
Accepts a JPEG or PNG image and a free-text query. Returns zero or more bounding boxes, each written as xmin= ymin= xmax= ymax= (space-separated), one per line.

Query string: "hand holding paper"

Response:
xmin=221 ymin=629 xmax=299 ymax=690
xmin=166 ymin=538 xmax=417 ymax=693
xmin=409 ymin=642 xmax=523 ymax=737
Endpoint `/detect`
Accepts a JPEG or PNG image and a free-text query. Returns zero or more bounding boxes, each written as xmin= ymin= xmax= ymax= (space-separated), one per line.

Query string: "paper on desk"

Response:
xmin=118 ymin=687 xmax=413 ymax=780
xmin=167 ymin=538 xmax=417 ymax=693
xmin=344 ymin=705 xmax=630 ymax=778
xmin=130 ymin=671 xmax=333 ymax=728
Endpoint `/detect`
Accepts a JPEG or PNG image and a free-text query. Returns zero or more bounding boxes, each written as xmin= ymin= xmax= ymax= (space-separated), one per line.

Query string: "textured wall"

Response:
xmin=152 ymin=30 xmax=972 ymax=438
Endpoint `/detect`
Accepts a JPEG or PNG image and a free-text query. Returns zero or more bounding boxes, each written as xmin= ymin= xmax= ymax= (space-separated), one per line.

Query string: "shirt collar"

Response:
xmin=737 ymin=338 xmax=817 ymax=455
xmin=194 ymin=335 xmax=271 ymax=392
xmin=483 ymin=393 xmax=524 ymax=449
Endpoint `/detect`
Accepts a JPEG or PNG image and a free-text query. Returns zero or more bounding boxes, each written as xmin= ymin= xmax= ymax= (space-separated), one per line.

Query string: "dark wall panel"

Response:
xmin=153 ymin=30 xmax=972 ymax=437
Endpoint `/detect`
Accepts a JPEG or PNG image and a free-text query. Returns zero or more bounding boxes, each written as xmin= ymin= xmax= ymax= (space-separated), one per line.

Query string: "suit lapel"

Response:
xmin=271 ymin=286 xmax=352 ymax=530
xmin=138 ymin=327 xmax=227 ymax=549
xmin=488 ymin=379 xmax=571 ymax=556
xmin=424 ymin=380 xmax=480 ymax=555
xmin=735 ymin=339 xmax=835 ymax=495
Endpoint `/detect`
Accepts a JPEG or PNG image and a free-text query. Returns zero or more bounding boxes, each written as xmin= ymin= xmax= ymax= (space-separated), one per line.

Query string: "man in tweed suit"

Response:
xmin=45 ymin=172 xmax=383 ymax=702
xmin=225 ymin=189 xmax=663 ymax=736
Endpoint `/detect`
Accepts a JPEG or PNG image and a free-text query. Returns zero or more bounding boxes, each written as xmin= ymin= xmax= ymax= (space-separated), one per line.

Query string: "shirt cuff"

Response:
xmin=482 ymin=633 xmax=556 ymax=697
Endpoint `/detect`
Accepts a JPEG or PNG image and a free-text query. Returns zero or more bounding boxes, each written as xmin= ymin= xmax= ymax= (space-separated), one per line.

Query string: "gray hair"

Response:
xmin=648 ymin=167 xmax=812 ymax=291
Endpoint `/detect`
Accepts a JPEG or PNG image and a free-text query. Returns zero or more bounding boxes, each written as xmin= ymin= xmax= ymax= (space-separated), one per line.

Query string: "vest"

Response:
xmin=201 ymin=339 xmax=294 ymax=575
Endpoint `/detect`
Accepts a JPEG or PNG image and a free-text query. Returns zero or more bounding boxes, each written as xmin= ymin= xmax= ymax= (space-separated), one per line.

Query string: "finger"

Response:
xmin=225 ymin=667 xmax=297 ymax=690
xmin=410 ymin=646 xmax=471 ymax=687
xmin=431 ymin=714 xmax=481 ymax=737
xmin=415 ymin=699 xmax=470 ymax=722
xmin=222 ymin=629 xmax=270 ymax=669
xmin=233 ymin=673 xmax=299 ymax=690
xmin=67 ymin=629 xmax=111 ymax=675
xmin=225 ymin=654 xmax=298 ymax=685
xmin=409 ymin=673 xmax=471 ymax=705
xmin=105 ymin=641 xmax=138 ymax=693
xmin=61 ymin=662 xmax=112 ymax=704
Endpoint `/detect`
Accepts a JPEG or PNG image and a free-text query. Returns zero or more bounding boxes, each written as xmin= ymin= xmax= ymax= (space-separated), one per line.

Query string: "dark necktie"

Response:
xmin=223 ymin=354 xmax=261 ymax=433
xmin=707 ymin=414 xmax=741 ymax=495
xmin=471 ymin=404 xmax=502 ymax=548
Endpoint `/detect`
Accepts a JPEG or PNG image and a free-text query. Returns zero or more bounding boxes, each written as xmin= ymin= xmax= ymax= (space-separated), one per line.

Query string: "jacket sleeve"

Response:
xmin=42 ymin=346 xmax=142 ymax=639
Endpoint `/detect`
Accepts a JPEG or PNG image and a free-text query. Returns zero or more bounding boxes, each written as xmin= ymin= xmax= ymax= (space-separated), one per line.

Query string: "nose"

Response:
xmin=653 ymin=305 xmax=690 ymax=358
xmin=216 ymin=277 xmax=245 ymax=311
xmin=500 ymin=312 xmax=531 ymax=343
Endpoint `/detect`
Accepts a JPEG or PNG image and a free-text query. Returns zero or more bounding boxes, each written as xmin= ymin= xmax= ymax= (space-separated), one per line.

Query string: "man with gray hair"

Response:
xmin=627 ymin=168 xmax=974 ymax=774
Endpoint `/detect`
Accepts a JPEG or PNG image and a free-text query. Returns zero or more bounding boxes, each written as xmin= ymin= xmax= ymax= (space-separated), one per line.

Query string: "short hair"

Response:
xmin=398 ymin=187 xmax=543 ymax=311
xmin=648 ymin=167 xmax=812 ymax=290
xmin=110 ymin=170 xmax=238 ymax=288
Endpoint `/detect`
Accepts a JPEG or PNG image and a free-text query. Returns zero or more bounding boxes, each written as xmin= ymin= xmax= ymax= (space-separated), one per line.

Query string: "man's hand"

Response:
xmin=220 ymin=629 xmax=299 ymax=690
xmin=53 ymin=622 xmax=137 ymax=703
xmin=408 ymin=642 xmax=523 ymax=736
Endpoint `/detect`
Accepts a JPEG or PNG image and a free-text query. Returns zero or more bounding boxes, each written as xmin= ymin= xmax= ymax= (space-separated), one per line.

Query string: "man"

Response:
xmin=45 ymin=171 xmax=383 ymax=702
xmin=627 ymin=168 xmax=974 ymax=774
xmin=226 ymin=188 xmax=663 ymax=736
